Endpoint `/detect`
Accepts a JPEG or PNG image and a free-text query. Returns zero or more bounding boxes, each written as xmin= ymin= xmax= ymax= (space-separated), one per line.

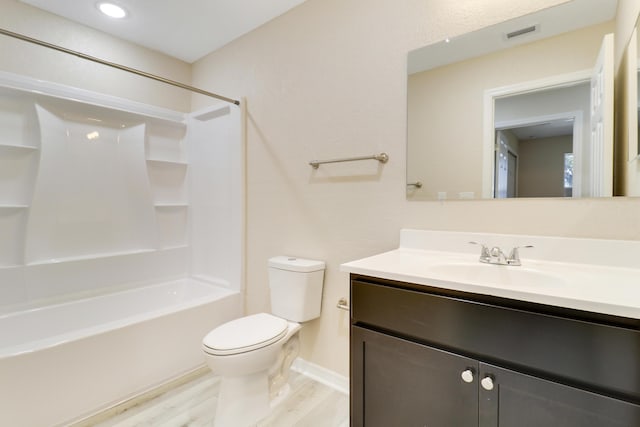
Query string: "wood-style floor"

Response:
xmin=88 ymin=370 xmax=349 ymax=427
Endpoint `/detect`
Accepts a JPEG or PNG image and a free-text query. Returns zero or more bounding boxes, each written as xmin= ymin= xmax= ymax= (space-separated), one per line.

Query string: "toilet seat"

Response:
xmin=203 ymin=313 xmax=288 ymax=356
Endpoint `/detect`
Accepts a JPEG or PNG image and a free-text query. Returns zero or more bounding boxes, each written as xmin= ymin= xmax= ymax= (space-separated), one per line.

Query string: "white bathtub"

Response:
xmin=0 ymin=278 xmax=242 ymax=427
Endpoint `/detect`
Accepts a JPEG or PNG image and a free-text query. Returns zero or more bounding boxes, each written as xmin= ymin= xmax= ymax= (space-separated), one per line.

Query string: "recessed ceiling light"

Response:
xmin=98 ymin=2 xmax=127 ymax=19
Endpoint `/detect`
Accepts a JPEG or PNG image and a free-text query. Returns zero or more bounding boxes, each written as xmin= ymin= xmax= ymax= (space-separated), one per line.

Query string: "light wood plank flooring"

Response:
xmin=89 ymin=371 xmax=349 ymax=427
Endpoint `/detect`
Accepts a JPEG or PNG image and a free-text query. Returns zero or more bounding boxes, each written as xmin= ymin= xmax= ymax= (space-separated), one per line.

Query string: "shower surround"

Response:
xmin=0 ymin=72 xmax=244 ymax=426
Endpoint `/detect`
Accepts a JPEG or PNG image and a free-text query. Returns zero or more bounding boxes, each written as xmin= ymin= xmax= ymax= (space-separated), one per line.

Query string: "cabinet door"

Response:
xmin=351 ymin=326 xmax=478 ymax=427
xmin=479 ymin=363 xmax=640 ymax=427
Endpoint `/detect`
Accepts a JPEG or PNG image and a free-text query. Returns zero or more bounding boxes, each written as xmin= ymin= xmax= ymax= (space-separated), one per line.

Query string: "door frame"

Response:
xmin=494 ymin=131 xmax=519 ymax=198
xmin=482 ymin=69 xmax=591 ymax=198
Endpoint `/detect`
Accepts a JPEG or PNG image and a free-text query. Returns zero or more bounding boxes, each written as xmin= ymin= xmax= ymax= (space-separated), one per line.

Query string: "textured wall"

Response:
xmin=191 ymin=0 xmax=640 ymax=377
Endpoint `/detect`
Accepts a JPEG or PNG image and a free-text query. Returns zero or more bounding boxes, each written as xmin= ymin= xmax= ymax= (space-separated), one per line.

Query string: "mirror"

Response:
xmin=407 ymin=0 xmax=618 ymax=200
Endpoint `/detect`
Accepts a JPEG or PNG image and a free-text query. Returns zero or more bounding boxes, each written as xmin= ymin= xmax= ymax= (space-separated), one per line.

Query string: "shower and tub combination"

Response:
xmin=0 ymin=72 xmax=245 ymax=426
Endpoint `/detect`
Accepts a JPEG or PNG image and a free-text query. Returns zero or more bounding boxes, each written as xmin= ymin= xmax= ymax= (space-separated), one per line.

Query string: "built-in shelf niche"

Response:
xmin=0 ymin=144 xmax=39 ymax=206
xmin=145 ymin=121 xmax=187 ymax=163
xmin=0 ymin=207 xmax=28 ymax=267
xmin=146 ymin=158 xmax=188 ymax=166
xmin=146 ymin=161 xmax=188 ymax=203
xmin=0 ymin=89 xmax=40 ymax=267
xmin=0 ymin=143 xmax=38 ymax=151
xmin=0 ymin=90 xmax=40 ymax=208
xmin=145 ymin=120 xmax=188 ymax=251
xmin=0 ymin=88 xmax=40 ymax=148
xmin=146 ymin=119 xmax=188 ymax=205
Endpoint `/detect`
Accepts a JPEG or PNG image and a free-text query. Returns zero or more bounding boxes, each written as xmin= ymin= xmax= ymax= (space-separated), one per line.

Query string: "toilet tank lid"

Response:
xmin=269 ymin=256 xmax=325 ymax=272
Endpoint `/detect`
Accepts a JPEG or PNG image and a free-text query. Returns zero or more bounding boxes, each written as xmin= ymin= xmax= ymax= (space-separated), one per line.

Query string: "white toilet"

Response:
xmin=202 ymin=256 xmax=325 ymax=427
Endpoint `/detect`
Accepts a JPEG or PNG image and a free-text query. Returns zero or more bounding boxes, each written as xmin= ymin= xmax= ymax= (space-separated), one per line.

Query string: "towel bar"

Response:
xmin=309 ymin=152 xmax=389 ymax=169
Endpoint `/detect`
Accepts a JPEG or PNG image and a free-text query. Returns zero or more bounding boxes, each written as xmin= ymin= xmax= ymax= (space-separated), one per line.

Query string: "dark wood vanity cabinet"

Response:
xmin=352 ymin=326 xmax=478 ymax=426
xmin=350 ymin=275 xmax=640 ymax=427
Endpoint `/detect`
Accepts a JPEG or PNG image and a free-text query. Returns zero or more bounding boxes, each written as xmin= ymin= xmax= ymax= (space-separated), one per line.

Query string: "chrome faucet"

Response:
xmin=469 ymin=242 xmax=533 ymax=266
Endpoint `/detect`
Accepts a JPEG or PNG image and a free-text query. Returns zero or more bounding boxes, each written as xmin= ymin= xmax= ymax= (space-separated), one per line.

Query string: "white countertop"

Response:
xmin=341 ymin=230 xmax=640 ymax=319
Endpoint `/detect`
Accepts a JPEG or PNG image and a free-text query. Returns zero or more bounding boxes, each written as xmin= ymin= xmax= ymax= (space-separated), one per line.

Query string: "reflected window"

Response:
xmin=564 ymin=152 xmax=574 ymax=197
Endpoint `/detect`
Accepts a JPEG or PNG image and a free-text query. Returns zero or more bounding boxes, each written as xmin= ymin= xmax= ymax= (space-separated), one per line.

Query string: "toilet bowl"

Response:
xmin=202 ymin=256 xmax=325 ymax=427
xmin=203 ymin=313 xmax=300 ymax=377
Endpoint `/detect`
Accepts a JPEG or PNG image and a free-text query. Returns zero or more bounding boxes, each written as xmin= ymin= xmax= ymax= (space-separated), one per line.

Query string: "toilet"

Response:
xmin=202 ymin=256 xmax=325 ymax=427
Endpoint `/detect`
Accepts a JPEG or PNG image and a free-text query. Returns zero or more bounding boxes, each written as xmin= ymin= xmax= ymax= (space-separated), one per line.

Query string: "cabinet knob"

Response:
xmin=461 ymin=369 xmax=474 ymax=383
xmin=481 ymin=375 xmax=494 ymax=391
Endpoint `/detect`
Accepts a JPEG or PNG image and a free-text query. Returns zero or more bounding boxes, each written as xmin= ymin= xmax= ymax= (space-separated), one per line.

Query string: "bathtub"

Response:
xmin=0 ymin=278 xmax=242 ymax=427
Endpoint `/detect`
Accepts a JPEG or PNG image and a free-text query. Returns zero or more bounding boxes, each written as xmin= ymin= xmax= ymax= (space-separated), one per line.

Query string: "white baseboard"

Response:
xmin=291 ymin=358 xmax=349 ymax=395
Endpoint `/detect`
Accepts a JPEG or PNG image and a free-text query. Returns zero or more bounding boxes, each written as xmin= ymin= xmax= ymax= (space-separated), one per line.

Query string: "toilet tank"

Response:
xmin=268 ymin=256 xmax=325 ymax=322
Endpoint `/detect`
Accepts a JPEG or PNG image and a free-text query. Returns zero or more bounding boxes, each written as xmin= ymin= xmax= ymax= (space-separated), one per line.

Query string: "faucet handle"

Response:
xmin=507 ymin=245 xmax=534 ymax=265
xmin=469 ymin=241 xmax=490 ymax=262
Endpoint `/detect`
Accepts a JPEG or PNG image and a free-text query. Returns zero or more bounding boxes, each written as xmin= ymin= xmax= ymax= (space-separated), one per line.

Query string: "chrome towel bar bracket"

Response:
xmin=309 ymin=152 xmax=389 ymax=169
xmin=337 ymin=298 xmax=350 ymax=311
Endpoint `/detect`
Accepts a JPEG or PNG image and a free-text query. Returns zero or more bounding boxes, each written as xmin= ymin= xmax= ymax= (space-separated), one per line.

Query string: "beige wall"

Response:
xmin=191 ymin=0 xmax=640 ymax=377
xmin=0 ymin=0 xmax=192 ymax=112
xmin=518 ymin=136 xmax=573 ymax=197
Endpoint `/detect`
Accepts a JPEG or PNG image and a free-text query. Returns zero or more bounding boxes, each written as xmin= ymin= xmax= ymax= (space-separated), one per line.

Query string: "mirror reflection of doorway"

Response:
xmin=487 ymin=34 xmax=613 ymax=198
xmin=494 ymin=119 xmax=575 ymax=198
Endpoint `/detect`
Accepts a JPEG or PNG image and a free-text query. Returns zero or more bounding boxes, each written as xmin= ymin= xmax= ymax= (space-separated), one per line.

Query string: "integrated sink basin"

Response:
xmin=427 ymin=263 xmax=567 ymax=288
xmin=342 ymin=229 xmax=640 ymax=319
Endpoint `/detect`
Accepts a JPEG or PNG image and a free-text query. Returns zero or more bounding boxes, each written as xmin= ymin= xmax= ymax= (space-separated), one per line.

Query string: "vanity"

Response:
xmin=342 ymin=230 xmax=640 ymax=427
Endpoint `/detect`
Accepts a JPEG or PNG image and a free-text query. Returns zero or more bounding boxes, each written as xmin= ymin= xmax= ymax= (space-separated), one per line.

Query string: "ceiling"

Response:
xmin=507 ymin=119 xmax=575 ymax=141
xmin=408 ymin=0 xmax=617 ymax=75
xmin=20 ymin=0 xmax=308 ymax=63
